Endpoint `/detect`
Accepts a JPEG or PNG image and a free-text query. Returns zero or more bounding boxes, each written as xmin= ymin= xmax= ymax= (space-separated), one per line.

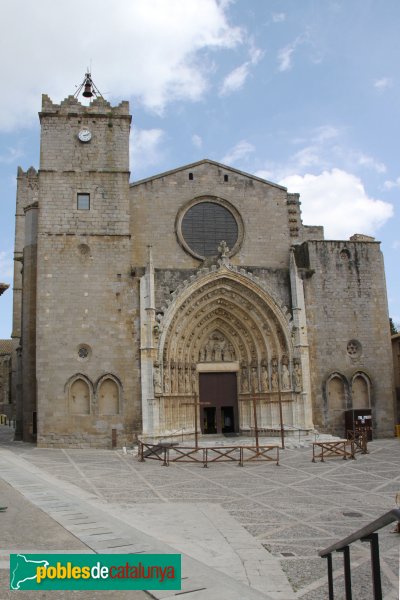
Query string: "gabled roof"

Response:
xmin=130 ymin=159 xmax=287 ymax=191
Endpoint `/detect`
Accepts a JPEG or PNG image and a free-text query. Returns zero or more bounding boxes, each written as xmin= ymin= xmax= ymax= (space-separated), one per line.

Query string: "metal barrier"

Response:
xmin=346 ymin=430 xmax=368 ymax=455
xmin=312 ymin=439 xmax=355 ymax=462
xmin=239 ymin=445 xmax=279 ymax=466
xmin=319 ymin=508 xmax=400 ymax=600
xmin=138 ymin=441 xmax=280 ymax=468
xmin=138 ymin=441 xmax=170 ymax=466
xmin=203 ymin=446 xmax=241 ymax=467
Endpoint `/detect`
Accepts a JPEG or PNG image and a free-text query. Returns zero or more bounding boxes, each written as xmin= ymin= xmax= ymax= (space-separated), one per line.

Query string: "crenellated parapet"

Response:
xmin=40 ymin=94 xmax=130 ymax=120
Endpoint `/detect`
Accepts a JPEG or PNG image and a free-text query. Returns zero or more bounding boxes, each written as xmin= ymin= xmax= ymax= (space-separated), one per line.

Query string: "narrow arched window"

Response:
xmin=98 ymin=378 xmax=119 ymax=415
xmin=70 ymin=379 xmax=90 ymax=414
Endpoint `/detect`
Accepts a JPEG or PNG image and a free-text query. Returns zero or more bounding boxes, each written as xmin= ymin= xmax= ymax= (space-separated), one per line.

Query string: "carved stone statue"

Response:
xmin=178 ymin=364 xmax=184 ymax=393
xmin=223 ymin=343 xmax=234 ymax=362
xmin=241 ymin=365 xmax=249 ymax=393
xmin=281 ymin=363 xmax=290 ymax=390
xmin=171 ymin=364 xmax=178 ymax=394
xmin=218 ymin=240 xmax=230 ymax=257
xmin=293 ymin=361 xmax=302 ymax=390
xmin=251 ymin=367 xmax=258 ymax=393
xmin=261 ymin=364 xmax=269 ymax=392
xmin=205 ymin=339 xmax=213 ymax=362
xmin=153 ymin=363 xmax=162 ymax=396
xmin=214 ymin=341 xmax=223 ymax=362
xmin=271 ymin=358 xmax=279 ymax=391
xmin=163 ymin=368 xmax=170 ymax=394
xmin=184 ymin=367 xmax=190 ymax=393
xmin=191 ymin=365 xmax=197 ymax=393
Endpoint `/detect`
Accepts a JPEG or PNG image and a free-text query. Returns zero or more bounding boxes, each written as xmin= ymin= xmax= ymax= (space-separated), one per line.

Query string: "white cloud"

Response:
xmin=130 ymin=128 xmax=165 ymax=172
xmin=0 ymin=146 xmax=24 ymax=164
xmin=261 ymin=126 xmax=386 ymax=181
xmin=277 ymin=35 xmax=307 ymax=72
xmin=291 ymin=126 xmax=341 ymax=146
xmin=312 ymin=125 xmax=341 ymax=143
xmin=222 ymin=140 xmax=255 ymax=165
xmin=277 ymin=45 xmax=296 ymax=72
xmin=253 ymin=169 xmax=275 ymax=182
xmin=279 ymin=169 xmax=394 ymax=239
xmin=272 ymin=13 xmax=286 ymax=23
xmin=373 ymin=77 xmax=393 ymax=91
xmin=291 ymin=146 xmax=323 ymax=170
xmin=356 ymin=153 xmax=386 ymax=173
xmin=220 ymin=63 xmax=250 ymax=95
xmin=0 ymin=0 xmax=243 ymax=130
xmin=384 ymin=177 xmax=400 ymax=190
xmin=249 ymin=46 xmax=263 ymax=65
xmin=0 ymin=250 xmax=14 ymax=282
xmin=192 ymin=134 xmax=203 ymax=148
xmin=219 ymin=44 xmax=262 ymax=96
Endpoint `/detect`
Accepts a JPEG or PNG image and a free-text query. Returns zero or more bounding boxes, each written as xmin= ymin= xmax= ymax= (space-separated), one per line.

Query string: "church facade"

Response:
xmin=11 ymin=93 xmax=395 ymax=447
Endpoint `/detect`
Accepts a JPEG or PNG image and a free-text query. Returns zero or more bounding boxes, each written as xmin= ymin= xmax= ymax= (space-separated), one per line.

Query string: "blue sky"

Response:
xmin=0 ymin=0 xmax=399 ymax=337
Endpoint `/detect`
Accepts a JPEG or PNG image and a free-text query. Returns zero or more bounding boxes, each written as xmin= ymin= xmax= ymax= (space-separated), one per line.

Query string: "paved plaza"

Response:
xmin=0 ymin=426 xmax=399 ymax=599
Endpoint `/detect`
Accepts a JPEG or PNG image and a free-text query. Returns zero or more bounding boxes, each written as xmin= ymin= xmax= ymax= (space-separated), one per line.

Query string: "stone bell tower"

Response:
xmin=31 ymin=83 xmax=137 ymax=447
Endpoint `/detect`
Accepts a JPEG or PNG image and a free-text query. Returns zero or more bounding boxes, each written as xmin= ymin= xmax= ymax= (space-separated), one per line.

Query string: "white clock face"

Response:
xmin=78 ymin=128 xmax=92 ymax=142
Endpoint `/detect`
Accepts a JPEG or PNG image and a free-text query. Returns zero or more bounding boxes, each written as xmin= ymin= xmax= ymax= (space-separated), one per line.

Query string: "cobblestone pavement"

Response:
xmin=0 ymin=427 xmax=399 ymax=599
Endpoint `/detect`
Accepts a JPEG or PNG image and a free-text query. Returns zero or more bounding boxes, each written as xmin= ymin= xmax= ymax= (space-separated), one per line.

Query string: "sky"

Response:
xmin=0 ymin=0 xmax=399 ymax=338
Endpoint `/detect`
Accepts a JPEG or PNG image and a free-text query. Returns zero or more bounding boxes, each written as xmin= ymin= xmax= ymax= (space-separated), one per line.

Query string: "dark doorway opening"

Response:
xmin=221 ymin=406 xmax=235 ymax=433
xmin=203 ymin=407 xmax=217 ymax=434
xmin=199 ymin=372 xmax=238 ymax=434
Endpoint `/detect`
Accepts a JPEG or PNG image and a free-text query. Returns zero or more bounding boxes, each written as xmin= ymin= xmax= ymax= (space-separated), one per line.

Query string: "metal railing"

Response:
xmin=319 ymin=508 xmax=400 ymax=600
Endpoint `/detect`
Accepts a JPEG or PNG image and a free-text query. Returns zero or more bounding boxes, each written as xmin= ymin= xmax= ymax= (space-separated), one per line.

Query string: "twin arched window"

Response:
xmin=67 ymin=375 xmax=121 ymax=415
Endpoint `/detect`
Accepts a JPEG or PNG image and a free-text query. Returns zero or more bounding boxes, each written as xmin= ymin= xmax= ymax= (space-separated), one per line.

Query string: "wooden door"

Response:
xmin=199 ymin=372 xmax=238 ymax=434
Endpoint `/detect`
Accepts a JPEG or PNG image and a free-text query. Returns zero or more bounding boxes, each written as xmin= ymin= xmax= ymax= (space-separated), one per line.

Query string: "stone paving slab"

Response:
xmin=116 ymin=502 xmax=294 ymax=597
xmin=0 ymin=478 xmax=149 ymax=600
xmin=0 ymin=446 xmax=287 ymax=600
xmin=1 ymin=428 xmax=399 ymax=600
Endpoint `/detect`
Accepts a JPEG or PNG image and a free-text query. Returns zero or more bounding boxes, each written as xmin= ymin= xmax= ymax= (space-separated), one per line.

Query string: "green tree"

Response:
xmin=390 ymin=318 xmax=399 ymax=335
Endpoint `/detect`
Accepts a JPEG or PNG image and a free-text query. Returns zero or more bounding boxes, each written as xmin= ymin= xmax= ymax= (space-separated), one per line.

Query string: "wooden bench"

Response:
xmin=312 ymin=439 xmax=355 ymax=462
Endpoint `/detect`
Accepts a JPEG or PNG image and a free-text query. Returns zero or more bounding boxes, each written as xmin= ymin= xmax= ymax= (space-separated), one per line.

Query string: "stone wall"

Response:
xmin=34 ymin=95 xmax=140 ymax=447
xmin=20 ymin=204 xmax=38 ymax=441
xmin=130 ymin=161 xmax=295 ymax=270
xmin=13 ymin=92 xmax=396 ymax=445
xmin=0 ymin=341 xmax=13 ymax=417
xmin=300 ymin=240 xmax=395 ymax=436
xmin=392 ymin=334 xmax=400 ymax=425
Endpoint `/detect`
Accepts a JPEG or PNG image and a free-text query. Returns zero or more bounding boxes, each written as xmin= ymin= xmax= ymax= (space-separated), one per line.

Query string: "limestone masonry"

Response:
xmin=8 ymin=93 xmax=395 ymax=446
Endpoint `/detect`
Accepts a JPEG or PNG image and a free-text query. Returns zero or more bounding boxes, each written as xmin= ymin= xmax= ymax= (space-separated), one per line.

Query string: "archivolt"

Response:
xmin=158 ymin=268 xmax=293 ymax=371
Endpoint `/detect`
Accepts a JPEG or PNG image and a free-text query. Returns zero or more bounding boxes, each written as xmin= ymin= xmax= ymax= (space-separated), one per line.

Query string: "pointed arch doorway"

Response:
xmin=148 ymin=267 xmax=313 ymax=437
xmin=199 ymin=371 xmax=238 ymax=434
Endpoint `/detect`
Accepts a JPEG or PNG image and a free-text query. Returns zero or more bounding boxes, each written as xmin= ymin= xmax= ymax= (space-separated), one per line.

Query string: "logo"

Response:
xmin=10 ymin=554 xmax=181 ymax=590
